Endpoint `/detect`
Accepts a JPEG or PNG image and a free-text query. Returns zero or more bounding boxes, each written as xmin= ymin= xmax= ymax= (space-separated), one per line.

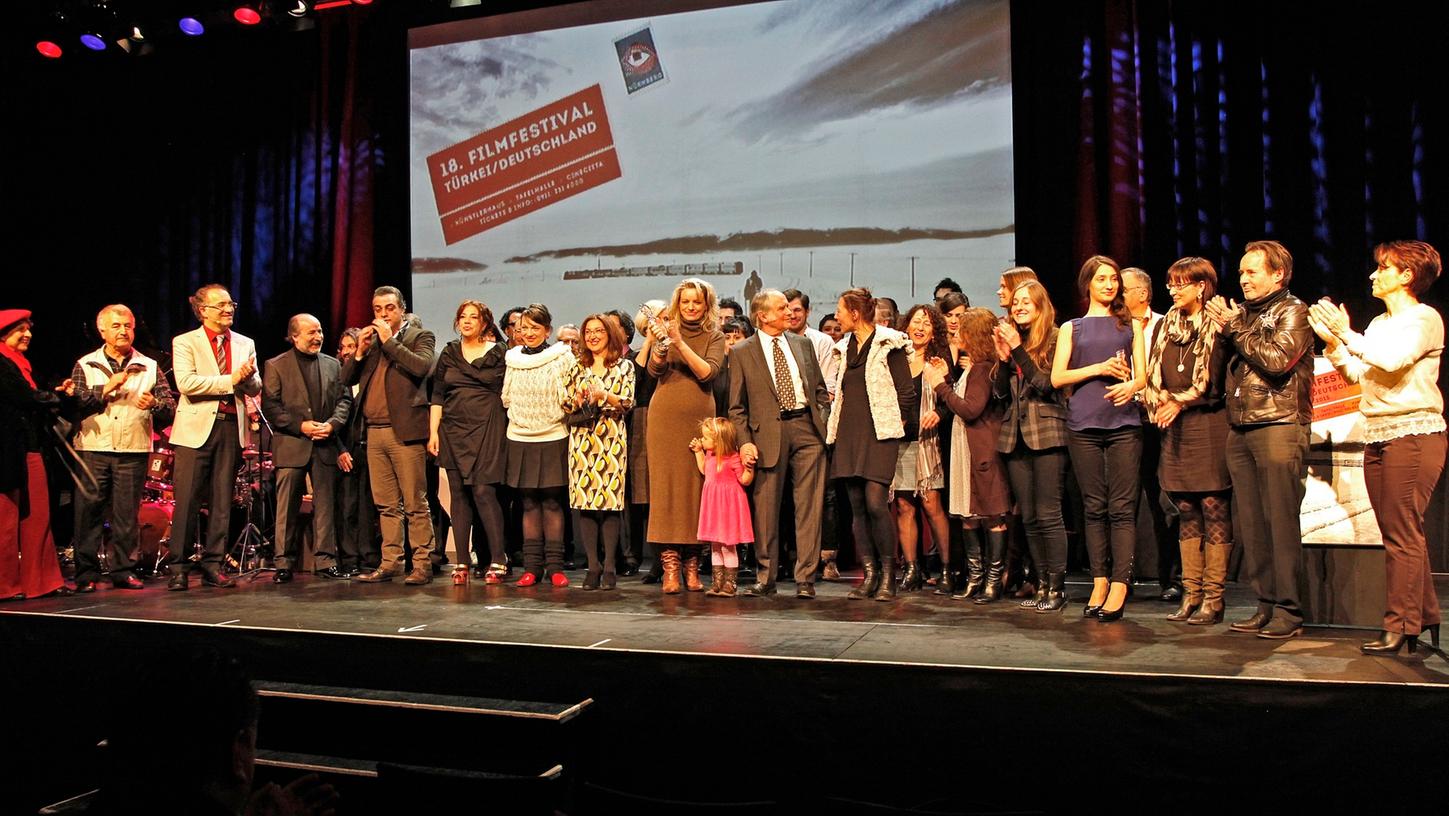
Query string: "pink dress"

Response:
xmin=696 ymin=452 xmax=754 ymax=546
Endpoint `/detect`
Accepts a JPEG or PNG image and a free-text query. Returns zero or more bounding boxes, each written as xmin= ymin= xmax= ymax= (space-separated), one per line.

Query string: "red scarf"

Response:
xmin=0 ymin=341 xmax=35 ymax=388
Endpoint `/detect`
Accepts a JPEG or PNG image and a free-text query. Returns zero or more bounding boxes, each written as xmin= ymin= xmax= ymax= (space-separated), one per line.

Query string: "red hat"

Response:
xmin=0 ymin=308 xmax=32 ymax=337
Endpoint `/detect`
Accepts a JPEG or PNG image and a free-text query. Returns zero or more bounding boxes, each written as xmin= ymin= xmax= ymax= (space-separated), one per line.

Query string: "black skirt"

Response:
xmin=504 ymin=438 xmax=569 ymax=490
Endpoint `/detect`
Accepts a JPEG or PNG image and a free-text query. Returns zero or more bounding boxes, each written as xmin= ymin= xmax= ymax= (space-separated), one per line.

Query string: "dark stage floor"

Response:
xmin=7 ymin=568 xmax=1448 ymax=686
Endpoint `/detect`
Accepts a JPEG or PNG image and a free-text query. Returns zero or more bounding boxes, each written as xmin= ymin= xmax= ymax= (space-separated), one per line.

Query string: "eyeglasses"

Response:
xmin=202 ymin=302 xmax=237 ymax=312
xmin=1165 ymin=282 xmax=1200 ymax=291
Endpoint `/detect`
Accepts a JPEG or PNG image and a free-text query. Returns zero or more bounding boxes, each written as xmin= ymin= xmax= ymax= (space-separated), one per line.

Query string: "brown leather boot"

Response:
xmin=660 ymin=547 xmax=682 ymax=594
xmin=720 ymin=567 xmax=737 ymax=597
xmin=1168 ymin=536 xmax=1204 ymax=621
xmin=1189 ymin=542 xmax=1230 ymax=625
xmin=683 ymin=549 xmax=705 ymax=592
xmin=820 ymin=549 xmax=840 ymax=581
xmin=705 ymin=565 xmax=727 ymax=596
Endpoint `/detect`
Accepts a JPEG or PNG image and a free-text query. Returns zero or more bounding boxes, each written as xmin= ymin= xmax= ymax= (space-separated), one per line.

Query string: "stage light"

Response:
xmin=234 ymin=4 xmax=263 ymax=25
xmin=36 ymin=41 xmax=64 ymax=59
xmin=286 ymin=1 xmax=313 ymax=17
xmin=449 ymin=1 xmax=483 ymax=7
xmin=179 ymin=17 xmax=205 ymax=36
xmin=80 ymin=32 xmax=107 ymax=51
xmin=352 ymin=0 xmax=375 ymax=5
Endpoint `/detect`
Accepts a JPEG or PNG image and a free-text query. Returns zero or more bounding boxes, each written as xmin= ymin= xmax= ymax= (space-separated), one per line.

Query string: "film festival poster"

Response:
xmin=614 ymin=25 xmax=666 ymax=95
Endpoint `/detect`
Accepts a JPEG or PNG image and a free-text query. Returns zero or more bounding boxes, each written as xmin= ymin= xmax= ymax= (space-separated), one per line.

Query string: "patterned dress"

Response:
xmin=565 ymin=357 xmax=636 ymax=511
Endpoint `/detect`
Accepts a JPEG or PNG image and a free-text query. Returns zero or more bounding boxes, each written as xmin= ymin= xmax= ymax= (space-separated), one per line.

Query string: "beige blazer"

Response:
xmin=169 ymin=327 xmax=262 ymax=449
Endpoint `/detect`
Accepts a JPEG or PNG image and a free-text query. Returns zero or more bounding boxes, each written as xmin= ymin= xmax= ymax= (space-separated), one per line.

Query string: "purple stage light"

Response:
xmin=179 ymin=17 xmax=205 ymax=36
xmin=80 ymin=33 xmax=107 ymax=51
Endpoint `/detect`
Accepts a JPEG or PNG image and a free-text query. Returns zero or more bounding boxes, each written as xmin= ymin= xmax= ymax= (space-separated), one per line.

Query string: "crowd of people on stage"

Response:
xmin=1 ymin=238 xmax=1444 ymax=654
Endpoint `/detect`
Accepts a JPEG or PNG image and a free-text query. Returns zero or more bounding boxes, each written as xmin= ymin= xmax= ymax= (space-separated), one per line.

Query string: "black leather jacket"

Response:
xmin=1222 ymin=287 xmax=1314 ymax=426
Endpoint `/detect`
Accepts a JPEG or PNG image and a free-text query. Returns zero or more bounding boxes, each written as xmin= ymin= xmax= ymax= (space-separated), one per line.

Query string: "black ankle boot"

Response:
xmin=973 ymin=529 xmax=1007 ymax=605
xmin=847 ymin=561 xmax=880 ymax=600
xmin=899 ymin=561 xmax=923 ymax=592
xmin=1019 ymin=571 xmax=1047 ymax=609
xmin=933 ymin=565 xmax=955 ymax=596
xmin=1037 ymin=571 xmax=1068 ymax=612
xmin=874 ymin=559 xmax=897 ymax=602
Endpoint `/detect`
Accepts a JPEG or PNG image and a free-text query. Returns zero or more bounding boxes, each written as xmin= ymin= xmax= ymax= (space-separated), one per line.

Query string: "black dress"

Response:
xmin=1157 ymin=340 xmax=1230 ymax=493
xmin=830 ymin=332 xmax=915 ymax=485
xmin=431 ymin=340 xmax=508 ymax=486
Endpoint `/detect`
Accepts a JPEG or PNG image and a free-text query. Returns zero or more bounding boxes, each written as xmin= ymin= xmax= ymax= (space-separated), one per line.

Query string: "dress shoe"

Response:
xmin=452 ymin=568 xmax=469 ymax=586
xmin=113 ymin=575 xmax=145 ymax=590
xmin=619 ymin=560 xmax=640 ymax=577
xmin=200 ymin=569 xmax=236 ymax=588
xmin=1095 ymin=604 xmax=1125 ymax=623
xmin=1158 ymin=585 xmax=1183 ymax=603
xmin=640 ymin=573 xmax=660 ymax=585
xmin=514 ymin=572 xmax=539 ymax=587
xmin=272 ymin=569 xmax=294 ymax=584
xmin=1360 ymin=631 xmax=1418 ymax=656
xmin=796 ymin=582 xmax=816 ymax=599
xmin=316 ymin=566 xmax=349 ymax=580
xmin=549 ymin=571 xmax=570 ymax=588
xmin=738 ymin=582 xmax=777 ymax=598
xmin=582 ymin=568 xmax=601 ymax=591
xmin=1256 ymin=619 xmax=1302 ymax=639
xmin=76 ymin=580 xmax=97 ymax=594
xmin=355 ymin=567 xmax=401 ymax=583
xmin=167 ymin=571 xmax=190 ymax=591
xmin=1229 ymin=609 xmax=1272 ymax=633
xmin=404 ymin=567 xmax=433 ymax=585
xmin=44 ymin=585 xmax=76 ymax=597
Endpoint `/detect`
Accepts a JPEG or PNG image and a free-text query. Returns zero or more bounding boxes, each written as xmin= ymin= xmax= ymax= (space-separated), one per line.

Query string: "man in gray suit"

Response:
xmin=262 ymin=314 xmax=352 ymax=583
xmin=729 ymin=289 xmax=831 ymax=598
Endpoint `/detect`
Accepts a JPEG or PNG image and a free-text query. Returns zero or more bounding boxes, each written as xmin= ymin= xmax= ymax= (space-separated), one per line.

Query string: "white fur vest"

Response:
xmin=826 ymin=326 xmax=909 ymax=444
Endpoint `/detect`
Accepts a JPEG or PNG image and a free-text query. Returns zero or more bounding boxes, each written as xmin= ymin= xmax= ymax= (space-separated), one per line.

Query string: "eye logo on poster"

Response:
xmin=615 ymin=26 xmax=665 ymax=94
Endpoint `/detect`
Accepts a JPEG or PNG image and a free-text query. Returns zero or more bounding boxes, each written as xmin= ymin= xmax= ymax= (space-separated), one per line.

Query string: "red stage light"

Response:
xmin=352 ymin=0 xmax=374 ymax=5
xmin=234 ymin=7 xmax=262 ymax=25
xmin=36 ymin=41 xmax=64 ymax=58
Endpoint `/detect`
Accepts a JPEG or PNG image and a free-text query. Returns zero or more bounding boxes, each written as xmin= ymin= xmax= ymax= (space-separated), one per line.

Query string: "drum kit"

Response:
xmin=106 ymin=441 xmax=275 ymax=577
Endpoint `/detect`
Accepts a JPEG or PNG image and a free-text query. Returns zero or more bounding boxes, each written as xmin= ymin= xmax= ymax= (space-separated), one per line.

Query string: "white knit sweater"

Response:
xmin=502 ymin=342 xmax=573 ymax=443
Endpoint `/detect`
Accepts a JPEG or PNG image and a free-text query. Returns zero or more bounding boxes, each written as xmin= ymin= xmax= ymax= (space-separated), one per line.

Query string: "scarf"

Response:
xmin=1145 ymin=307 xmax=1214 ymax=406
xmin=912 ymin=349 xmax=943 ymax=496
xmin=0 ymin=342 xmax=35 ymax=388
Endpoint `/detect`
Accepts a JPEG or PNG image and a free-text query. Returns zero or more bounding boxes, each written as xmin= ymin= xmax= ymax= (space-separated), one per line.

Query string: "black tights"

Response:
xmin=575 ymin=509 xmax=621 ymax=574
xmin=845 ymin=478 xmax=897 ymax=565
xmin=1172 ymin=491 xmax=1231 ymax=546
xmin=519 ymin=488 xmax=566 ymax=575
xmin=446 ymin=471 xmax=507 ymax=569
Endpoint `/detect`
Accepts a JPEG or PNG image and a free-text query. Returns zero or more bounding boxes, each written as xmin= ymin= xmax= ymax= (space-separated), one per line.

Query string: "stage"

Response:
xmin=5 ymin=571 xmax=1448 ymax=813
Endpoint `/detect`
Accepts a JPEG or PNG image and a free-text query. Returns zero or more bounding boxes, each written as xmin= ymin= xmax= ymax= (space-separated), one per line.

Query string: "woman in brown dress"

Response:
xmin=643 ymin=279 xmax=726 ymax=593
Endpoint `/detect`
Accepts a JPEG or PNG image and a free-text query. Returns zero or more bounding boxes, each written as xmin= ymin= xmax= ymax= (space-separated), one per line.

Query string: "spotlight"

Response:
xmin=352 ymin=0 xmax=375 ymax=5
xmin=286 ymin=1 xmax=313 ymax=17
xmin=179 ymin=17 xmax=205 ymax=36
xmin=36 ymin=41 xmax=64 ymax=59
xmin=80 ymin=32 xmax=107 ymax=51
xmin=234 ymin=4 xmax=263 ymax=25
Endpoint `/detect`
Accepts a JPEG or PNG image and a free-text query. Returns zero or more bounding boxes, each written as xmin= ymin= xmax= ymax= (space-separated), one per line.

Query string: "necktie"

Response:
xmin=214 ymin=333 xmax=229 ymax=374
xmin=772 ymin=337 xmax=797 ymax=410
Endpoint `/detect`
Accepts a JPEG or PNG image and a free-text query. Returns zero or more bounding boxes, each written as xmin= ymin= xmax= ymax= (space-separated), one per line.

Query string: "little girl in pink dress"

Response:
xmin=691 ymin=417 xmax=754 ymax=597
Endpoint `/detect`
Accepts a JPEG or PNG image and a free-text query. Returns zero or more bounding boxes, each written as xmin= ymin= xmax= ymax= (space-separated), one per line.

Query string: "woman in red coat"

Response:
xmin=0 ymin=309 xmax=69 ymax=600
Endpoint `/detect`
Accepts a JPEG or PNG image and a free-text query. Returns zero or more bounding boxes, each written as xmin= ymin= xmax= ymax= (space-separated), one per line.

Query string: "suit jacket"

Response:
xmin=992 ymin=340 xmax=1069 ymax=453
xmin=340 ymin=324 xmax=436 ymax=443
xmin=262 ymin=349 xmax=352 ymax=468
xmin=169 ymin=327 xmax=262 ymax=450
xmin=728 ymin=331 xmax=829 ymax=469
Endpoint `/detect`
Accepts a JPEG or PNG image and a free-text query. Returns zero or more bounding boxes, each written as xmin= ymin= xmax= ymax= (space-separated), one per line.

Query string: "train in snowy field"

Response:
xmin=562 ymin=261 xmax=744 ymax=280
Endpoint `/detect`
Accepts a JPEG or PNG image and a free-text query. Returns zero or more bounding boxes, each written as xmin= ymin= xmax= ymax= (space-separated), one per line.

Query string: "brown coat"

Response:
xmin=935 ymin=363 xmax=1011 ymax=518
xmin=645 ymin=325 xmax=726 ymax=544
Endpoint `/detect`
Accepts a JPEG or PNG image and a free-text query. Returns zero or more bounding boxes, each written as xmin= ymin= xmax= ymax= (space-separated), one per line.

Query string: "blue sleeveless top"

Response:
xmin=1066 ymin=316 xmax=1140 ymax=432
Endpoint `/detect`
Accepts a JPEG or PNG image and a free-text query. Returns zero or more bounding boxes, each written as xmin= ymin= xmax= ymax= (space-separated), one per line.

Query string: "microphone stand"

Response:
xmin=228 ymin=392 xmax=278 ymax=580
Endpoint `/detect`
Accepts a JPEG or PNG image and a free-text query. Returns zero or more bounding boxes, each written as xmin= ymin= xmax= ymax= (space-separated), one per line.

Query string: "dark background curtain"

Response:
xmin=1 ymin=0 xmax=1445 ymax=560
xmin=1 ymin=7 xmax=403 ymax=378
xmin=1013 ymin=0 xmax=1449 ymax=565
